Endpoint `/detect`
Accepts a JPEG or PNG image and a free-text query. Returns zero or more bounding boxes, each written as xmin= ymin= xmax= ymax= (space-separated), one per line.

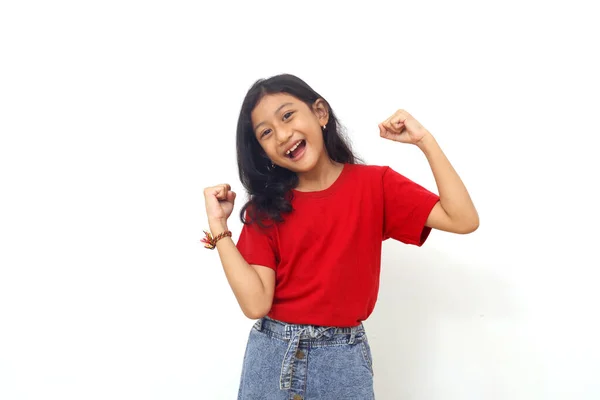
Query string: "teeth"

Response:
xmin=286 ymin=140 xmax=303 ymax=155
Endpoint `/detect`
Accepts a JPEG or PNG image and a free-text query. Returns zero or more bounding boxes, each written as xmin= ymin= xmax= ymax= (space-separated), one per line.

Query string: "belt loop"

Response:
xmin=254 ymin=317 xmax=263 ymax=331
xmin=349 ymin=327 xmax=357 ymax=344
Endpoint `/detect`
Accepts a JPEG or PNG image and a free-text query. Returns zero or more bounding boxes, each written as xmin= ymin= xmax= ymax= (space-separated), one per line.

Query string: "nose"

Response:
xmin=275 ymin=128 xmax=293 ymax=145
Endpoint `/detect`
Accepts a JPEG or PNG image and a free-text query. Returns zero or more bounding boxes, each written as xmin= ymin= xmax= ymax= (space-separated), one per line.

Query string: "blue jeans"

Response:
xmin=237 ymin=316 xmax=375 ymax=399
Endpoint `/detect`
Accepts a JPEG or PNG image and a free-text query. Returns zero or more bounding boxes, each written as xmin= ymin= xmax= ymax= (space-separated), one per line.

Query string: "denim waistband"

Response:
xmin=253 ymin=316 xmax=366 ymax=390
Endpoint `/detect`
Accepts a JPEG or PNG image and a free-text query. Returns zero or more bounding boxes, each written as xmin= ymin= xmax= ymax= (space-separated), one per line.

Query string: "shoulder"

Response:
xmin=346 ymin=163 xmax=392 ymax=180
xmin=346 ymin=163 xmax=420 ymax=191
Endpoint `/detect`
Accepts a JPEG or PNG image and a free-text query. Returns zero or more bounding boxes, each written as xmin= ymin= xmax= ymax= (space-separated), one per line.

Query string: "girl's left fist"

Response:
xmin=379 ymin=109 xmax=430 ymax=145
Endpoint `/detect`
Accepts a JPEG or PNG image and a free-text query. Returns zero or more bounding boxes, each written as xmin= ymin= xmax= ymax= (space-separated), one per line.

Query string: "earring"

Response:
xmin=322 ymin=125 xmax=326 ymax=130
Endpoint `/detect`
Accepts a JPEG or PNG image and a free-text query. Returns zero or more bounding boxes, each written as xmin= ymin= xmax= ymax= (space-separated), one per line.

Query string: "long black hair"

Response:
xmin=236 ymin=74 xmax=361 ymax=227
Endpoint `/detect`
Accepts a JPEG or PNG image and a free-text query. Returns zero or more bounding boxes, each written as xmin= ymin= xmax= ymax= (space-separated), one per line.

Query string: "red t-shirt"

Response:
xmin=236 ymin=163 xmax=440 ymax=327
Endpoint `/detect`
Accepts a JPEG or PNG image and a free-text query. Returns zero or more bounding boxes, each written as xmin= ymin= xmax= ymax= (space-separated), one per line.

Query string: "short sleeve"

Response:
xmin=236 ymin=216 xmax=278 ymax=270
xmin=382 ymin=166 xmax=440 ymax=246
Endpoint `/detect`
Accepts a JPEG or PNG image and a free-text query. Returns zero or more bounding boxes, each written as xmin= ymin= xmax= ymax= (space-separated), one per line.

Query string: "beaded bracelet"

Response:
xmin=201 ymin=230 xmax=232 ymax=249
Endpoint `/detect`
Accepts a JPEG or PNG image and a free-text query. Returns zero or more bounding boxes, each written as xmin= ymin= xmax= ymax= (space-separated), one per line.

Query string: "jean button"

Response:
xmin=293 ymin=395 xmax=303 ymax=400
xmin=296 ymin=350 xmax=305 ymax=359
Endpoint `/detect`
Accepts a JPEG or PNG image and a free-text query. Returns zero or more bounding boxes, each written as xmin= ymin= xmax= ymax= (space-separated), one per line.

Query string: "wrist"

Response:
xmin=416 ymin=132 xmax=436 ymax=153
xmin=208 ymin=218 xmax=229 ymax=235
xmin=201 ymin=228 xmax=232 ymax=249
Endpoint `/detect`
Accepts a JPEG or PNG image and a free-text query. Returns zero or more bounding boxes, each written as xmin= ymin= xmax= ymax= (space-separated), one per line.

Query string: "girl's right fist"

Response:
xmin=203 ymin=184 xmax=236 ymax=223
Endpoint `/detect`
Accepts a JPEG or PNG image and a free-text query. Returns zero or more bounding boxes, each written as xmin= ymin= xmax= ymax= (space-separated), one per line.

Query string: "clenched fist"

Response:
xmin=204 ymin=184 xmax=236 ymax=224
xmin=378 ymin=109 xmax=431 ymax=145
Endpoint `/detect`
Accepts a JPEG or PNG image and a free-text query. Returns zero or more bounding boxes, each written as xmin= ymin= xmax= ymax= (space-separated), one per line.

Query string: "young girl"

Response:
xmin=202 ymin=74 xmax=479 ymax=399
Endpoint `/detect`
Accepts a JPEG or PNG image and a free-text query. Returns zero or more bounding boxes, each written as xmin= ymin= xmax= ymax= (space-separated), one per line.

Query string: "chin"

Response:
xmin=291 ymin=164 xmax=317 ymax=174
xmin=281 ymin=162 xmax=314 ymax=174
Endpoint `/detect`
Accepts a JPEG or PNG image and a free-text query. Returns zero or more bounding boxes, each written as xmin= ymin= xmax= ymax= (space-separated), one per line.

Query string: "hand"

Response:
xmin=378 ymin=109 xmax=431 ymax=145
xmin=204 ymin=184 xmax=236 ymax=225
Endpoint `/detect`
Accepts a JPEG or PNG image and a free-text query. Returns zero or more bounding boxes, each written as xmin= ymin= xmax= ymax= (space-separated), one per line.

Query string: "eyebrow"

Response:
xmin=253 ymin=102 xmax=294 ymax=132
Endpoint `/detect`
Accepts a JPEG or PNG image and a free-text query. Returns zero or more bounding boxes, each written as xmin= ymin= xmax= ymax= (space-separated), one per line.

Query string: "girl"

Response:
xmin=202 ymin=74 xmax=479 ymax=399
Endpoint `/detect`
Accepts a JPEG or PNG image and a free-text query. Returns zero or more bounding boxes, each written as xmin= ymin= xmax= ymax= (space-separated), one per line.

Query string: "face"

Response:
xmin=251 ymin=93 xmax=329 ymax=173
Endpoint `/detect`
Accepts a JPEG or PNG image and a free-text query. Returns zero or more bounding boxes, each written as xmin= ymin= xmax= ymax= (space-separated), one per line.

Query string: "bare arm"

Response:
xmin=204 ymin=184 xmax=275 ymax=319
xmin=417 ymin=134 xmax=480 ymax=234
xmin=209 ymin=219 xmax=275 ymax=319
xmin=379 ymin=110 xmax=479 ymax=234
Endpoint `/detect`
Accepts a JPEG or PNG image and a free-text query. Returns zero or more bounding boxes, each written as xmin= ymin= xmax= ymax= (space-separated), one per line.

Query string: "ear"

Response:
xmin=312 ymin=98 xmax=329 ymax=127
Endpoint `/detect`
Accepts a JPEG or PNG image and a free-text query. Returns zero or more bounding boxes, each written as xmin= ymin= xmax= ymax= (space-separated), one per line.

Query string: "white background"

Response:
xmin=1 ymin=1 xmax=599 ymax=399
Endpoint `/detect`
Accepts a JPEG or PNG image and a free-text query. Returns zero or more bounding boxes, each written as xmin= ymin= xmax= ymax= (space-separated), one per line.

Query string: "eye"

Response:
xmin=260 ymin=128 xmax=272 ymax=138
xmin=283 ymin=111 xmax=294 ymax=121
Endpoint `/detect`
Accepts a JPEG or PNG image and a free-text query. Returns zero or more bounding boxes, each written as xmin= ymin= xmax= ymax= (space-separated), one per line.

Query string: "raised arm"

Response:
xmin=204 ymin=184 xmax=275 ymax=319
xmin=379 ymin=109 xmax=479 ymax=234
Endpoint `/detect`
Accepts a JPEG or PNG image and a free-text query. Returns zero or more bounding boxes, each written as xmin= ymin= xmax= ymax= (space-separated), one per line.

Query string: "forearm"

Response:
xmin=208 ymin=220 xmax=270 ymax=318
xmin=417 ymin=134 xmax=479 ymax=228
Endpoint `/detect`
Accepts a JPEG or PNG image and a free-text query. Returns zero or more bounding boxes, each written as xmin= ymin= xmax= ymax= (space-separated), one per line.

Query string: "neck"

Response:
xmin=295 ymin=156 xmax=344 ymax=192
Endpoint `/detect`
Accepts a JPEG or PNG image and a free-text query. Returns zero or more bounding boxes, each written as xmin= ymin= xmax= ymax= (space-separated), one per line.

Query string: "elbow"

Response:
xmin=244 ymin=308 xmax=268 ymax=320
xmin=458 ymin=216 xmax=479 ymax=234
xmin=461 ymin=222 xmax=479 ymax=234
xmin=242 ymin=301 xmax=272 ymax=320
